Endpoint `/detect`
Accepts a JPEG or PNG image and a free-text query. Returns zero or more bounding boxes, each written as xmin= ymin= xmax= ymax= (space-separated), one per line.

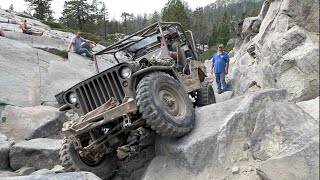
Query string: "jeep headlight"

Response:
xmin=120 ymin=67 xmax=132 ymax=79
xmin=67 ymin=92 xmax=77 ymax=104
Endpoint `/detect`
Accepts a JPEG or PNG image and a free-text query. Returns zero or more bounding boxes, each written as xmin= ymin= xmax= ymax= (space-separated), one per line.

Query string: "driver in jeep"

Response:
xmin=158 ymin=33 xmax=178 ymax=60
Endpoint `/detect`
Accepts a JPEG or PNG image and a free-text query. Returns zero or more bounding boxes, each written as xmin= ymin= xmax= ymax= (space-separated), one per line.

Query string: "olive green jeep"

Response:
xmin=55 ymin=22 xmax=215 ymax=179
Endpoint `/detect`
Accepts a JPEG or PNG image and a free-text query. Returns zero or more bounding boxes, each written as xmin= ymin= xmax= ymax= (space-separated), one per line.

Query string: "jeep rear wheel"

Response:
xmin=196 ymin=79 xmax=216 ymax=106
xmin=136 ymin=72 xmax=194 ymax=137
xmin=59 ymin=138 xmax=117 ymax=179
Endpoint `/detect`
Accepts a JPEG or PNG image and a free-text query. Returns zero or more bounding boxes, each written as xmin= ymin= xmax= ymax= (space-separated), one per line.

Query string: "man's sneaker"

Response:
xmin=218 ymin=90 xmax=222 ymax=94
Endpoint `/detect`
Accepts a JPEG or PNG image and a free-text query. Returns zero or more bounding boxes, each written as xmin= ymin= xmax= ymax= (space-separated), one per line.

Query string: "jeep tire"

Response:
xmin=59 ymin=138 xmax=117 ymax=179
xmin=196 ymin=78 xmax=216 ymax=106
xmin=136 ymin=72 xmax=194 ymax=137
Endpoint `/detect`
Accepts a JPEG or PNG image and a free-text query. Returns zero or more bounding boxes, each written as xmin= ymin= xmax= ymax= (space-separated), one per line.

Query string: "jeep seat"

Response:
xmin=173 ymin=42 xmax=188 ymax=71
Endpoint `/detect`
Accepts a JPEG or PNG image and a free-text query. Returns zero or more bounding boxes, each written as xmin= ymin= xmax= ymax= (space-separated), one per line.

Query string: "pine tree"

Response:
xmin=217 ymin=11 xmax=231 ymax=45
xmin=9 ymin=4 xmax=14 ymax=11
xmin=191 ymin=7 xmax=209 ymax=52
xmin=150 ymin=11 xmax=160 ymax=24
xmin=24 ymin=0 xmax=53 ymax=21
xmin=60 ymin=0 xmax=92 ymax=31
xmin=162 ymin=0 xmax=190 ymax=29
xmin=100 ymin=2 xmax=108 ymax=39
xmin=121 ymin=12 xmax=133 ymax=35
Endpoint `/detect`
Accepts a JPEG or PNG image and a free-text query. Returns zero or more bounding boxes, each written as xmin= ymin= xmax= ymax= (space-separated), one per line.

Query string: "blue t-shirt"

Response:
xmin=167 ymin=44 xmax=176 ymax=52
xmin=71 ymin=36 xmax=85 ymax=52
xmin=212 ymin=51 xmax=230 ymax=73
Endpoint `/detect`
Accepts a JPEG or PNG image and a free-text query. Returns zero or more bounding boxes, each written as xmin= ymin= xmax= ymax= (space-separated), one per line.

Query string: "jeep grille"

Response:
xmin=75 ymin=71 xmax=125 ymax=114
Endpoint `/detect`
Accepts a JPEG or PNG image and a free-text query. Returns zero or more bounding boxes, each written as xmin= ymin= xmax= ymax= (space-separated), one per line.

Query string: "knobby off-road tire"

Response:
xmin=196 ymin=78 xmax=216 ymax=107
xmin=59 ymin=138 xmax=117 ymax=179
xmin=136 ymin=72 xmax=195 ymax=137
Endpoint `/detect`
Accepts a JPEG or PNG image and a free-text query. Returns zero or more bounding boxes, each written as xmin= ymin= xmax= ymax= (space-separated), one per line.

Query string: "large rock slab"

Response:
xmin=40 ymin=60 xmax=94 ymax=107
xmin=0 ymin=9 xmax=49 ymax=30
xmin=0 ymin=37 xmax=62 ymax=107
xmin=296 ymin=96 xmax=319 ymax=122
xmin=257 ymin=133 xmax=319 ymax=180
xmin=0 ymin=106 xmax=67 ymax=141
xmin=251 ymin=102 xmax=318 ymax=161
xmin=4 ymin=31 xmax=68 ymax=51
xmin=145 ymin=89 xmax=319 ymax=179
xmin=0 ymin=172 xmax=101 ymax=180
xmin=0 ymin=37 xmax=113 ymax=108
xmin=0 ymin=133 xmax=11 ymax=170
xmin=155 ymin=89 xmax=287 ymax=173
xmin=252 ymin=103 xmax=319 ymax=179
xmin=9 ymin=138 xmax=63 ymax=170
xmin=230 ymin=0 xmax=319 ymax=102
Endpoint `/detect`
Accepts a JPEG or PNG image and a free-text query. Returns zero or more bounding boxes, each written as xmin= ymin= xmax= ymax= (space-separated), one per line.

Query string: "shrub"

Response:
xmin=35 ymin=47 xmax=68 ymax=59
xmin=198 ymin=43 xmax=234 ymax=62
xmin=198 ymin=46 xmax=217 ymax=62
xmin=81 ymin=32 xmax=110 ymax=46
xmin=47 ymin=48 xmax=68 ymax=59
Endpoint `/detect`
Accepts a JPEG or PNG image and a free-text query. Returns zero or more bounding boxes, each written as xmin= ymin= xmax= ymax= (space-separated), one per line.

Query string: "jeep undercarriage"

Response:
xmin=55 ymin=22 xmax=215 ymax=179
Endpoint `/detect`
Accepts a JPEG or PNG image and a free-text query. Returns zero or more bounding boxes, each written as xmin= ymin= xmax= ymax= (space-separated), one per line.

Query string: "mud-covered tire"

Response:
xmin=59 ymin=138 xmax=117 ymax=179
xmin=136 ymin=72 xmax=195 ymax=137
xmin=196 ymin=78 xmax=216 ymax=106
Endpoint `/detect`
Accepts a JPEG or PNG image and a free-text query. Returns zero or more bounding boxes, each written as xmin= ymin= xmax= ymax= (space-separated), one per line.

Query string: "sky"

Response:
xmin=0 ymin=0 xmax=214 ymax=21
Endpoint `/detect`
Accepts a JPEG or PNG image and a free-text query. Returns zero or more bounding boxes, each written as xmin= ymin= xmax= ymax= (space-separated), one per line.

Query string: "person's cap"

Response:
xmin=218 ymin=44 xmax=224 ymax=48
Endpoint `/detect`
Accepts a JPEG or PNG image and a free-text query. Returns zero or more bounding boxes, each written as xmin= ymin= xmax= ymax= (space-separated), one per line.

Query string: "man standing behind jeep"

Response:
xmin=211 ymin=44 xmax=230 ymax=94
xmin=67 ymin=31 xmax=96 ymax=59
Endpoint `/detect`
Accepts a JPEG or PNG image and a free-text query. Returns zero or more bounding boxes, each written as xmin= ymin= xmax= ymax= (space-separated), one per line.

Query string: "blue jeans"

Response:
xmin=215 ymin=73 xmax=227 ymax=91
xmin=76 ymin=42 xmax=93 ymax=58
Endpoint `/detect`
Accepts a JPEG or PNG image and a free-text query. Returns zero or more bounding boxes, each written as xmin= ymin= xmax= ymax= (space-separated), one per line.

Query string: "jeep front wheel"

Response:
xmin=59 ymin=138 xmax=117 ymax=179
xmin=136 ymin=72 xmax=194 ymax=137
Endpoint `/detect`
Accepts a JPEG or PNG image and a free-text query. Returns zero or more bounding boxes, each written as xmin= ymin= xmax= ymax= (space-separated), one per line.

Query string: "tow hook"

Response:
xmin=123 ymin=114 xmax=131 ymax=127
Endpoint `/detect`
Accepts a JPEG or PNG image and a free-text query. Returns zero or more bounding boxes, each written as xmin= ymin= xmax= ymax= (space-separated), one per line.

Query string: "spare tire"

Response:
xmin=136 ymin=72 xmax=194 ymax=137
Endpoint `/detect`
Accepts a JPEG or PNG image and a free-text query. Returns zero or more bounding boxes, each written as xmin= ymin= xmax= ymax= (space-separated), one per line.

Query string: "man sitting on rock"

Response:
xmin=67 ymin=31 xmax=96 ymax=59
xmin=211 ymin=44 xmax=230 ymax=94
xmin=20 ymin=20 xmax=43 ymax=36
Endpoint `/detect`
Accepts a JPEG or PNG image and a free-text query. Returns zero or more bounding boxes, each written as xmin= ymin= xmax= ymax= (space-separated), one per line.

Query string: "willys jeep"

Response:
xmin=55 ymin=22 xmax=215 ymax=179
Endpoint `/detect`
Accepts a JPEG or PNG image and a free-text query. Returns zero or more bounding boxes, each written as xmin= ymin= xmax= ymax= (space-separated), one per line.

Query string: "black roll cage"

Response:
xmin=92 ymin=22 xmax=198 ymax=73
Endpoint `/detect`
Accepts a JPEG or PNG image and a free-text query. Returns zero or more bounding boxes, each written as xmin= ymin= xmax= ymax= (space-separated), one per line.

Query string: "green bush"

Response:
xmin=35 ymin=47 xmax=68 ymax=59
xmin=198 ymin=43 xmax=234 ymax=62
xmin=81 ymin=32 xmax=109 ymax=46
xmin=47 ymin=48 xmax=68 ymax=59
xmin=41 ymin=21 xmax=63 ymax=29
xmin=198 ymin=45 xmax=218 ymax=62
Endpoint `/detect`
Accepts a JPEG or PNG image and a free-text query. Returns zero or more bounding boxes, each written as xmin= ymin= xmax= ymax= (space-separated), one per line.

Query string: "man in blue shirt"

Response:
xmin=211 ymin=44 xmax=230 ymax=94
xmin=67 ymin=31 xmax=96 ymax=59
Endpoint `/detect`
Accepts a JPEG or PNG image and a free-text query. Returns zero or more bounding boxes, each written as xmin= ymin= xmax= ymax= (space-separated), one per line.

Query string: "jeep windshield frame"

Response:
xmin=94 ymin=22 xmax=198 ymax=64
